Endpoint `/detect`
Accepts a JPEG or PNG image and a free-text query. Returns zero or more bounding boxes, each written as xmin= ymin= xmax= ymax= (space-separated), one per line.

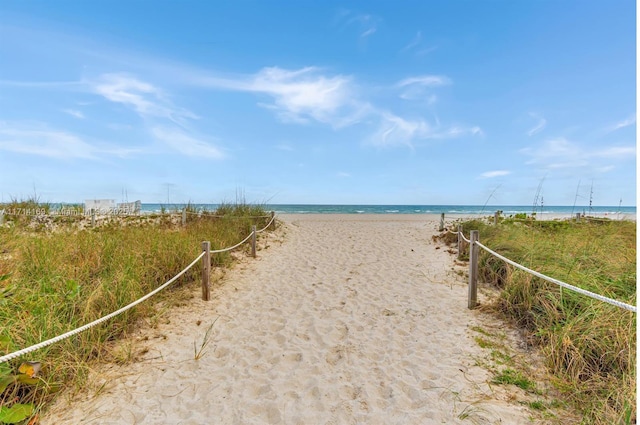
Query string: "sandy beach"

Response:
xmin=43 ymin=214 xmax=549 ymax=424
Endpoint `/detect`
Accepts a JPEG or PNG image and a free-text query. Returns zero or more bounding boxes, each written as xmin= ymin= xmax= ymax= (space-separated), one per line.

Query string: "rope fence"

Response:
xmin=444 ymin=223 xmax=636 ymax=313
xmin=0 ymin=212 xmax=278 ymax=364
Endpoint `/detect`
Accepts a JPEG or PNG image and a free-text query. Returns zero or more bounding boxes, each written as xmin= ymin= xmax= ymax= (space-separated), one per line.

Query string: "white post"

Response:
xmin=439 ymin=213 xmax=445 ymax=232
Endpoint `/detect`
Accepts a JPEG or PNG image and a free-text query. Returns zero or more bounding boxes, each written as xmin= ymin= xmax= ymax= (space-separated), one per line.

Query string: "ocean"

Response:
xmin=138 ymin=204 xmax=636 ymax=217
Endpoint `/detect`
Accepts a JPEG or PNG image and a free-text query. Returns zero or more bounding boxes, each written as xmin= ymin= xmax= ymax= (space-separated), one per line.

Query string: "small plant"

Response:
xmin=193 ymin=318 xmax=219 ymax=360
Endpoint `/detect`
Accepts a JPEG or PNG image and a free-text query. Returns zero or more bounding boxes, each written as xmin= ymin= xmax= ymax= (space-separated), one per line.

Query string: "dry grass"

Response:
xmin=0 ymin=199 xmax=271 ymax=421
xmin=448 ymin=216 xmax=636 ymax=424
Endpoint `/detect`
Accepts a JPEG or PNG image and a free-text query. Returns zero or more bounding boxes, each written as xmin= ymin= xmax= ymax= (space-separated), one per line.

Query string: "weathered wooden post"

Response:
xmin=457 ymin=224 xmax=462 ymax=260
xmin=182 ymin=208 xmax=187 ymax=226
xmin=0 ymin=210 xmax=4 ymax=225
xmin=494 ymin=211 xmax=499 ymax=225
xmin=575 ymin=212 xmax=581 ymax=222
xmin=269 ymin=211 xmax=275 ymax=230
xmin=251 ymin=225 xmax=257 ymax=258
xmin=468 ymin=230 xmax=479 ymax=309
xmin=201 ymin=241 xmax=211 ymax=301
xmin=439 ymin=213 xmax=445 ymax=231
xmin=91 ymin=209 xmax=96 ymax=228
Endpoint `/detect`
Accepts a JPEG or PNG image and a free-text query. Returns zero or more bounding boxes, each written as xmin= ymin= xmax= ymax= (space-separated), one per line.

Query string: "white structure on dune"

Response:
xmin=84 ymin=199 xmax=115 ymax=213
xmin=84 ymin=199 xmax=141 ymax=214
xmin=116 ymin=200 xmax=141 ymax=214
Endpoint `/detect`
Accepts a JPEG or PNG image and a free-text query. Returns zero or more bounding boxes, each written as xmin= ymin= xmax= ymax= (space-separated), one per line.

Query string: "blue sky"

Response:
xmin=0 ymin=1 xmax=636 ymax=206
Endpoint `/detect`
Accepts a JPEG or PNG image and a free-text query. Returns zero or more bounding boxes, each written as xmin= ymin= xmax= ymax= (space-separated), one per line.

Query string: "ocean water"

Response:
xmin=139 ymin=204 xmax=636 ymax=216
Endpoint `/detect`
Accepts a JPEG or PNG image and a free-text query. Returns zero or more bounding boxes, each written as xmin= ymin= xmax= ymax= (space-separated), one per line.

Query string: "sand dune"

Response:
xmin=43 ymin=214 xmax=539 ymax=424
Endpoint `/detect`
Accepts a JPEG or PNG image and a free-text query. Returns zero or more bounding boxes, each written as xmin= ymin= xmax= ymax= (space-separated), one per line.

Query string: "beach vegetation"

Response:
xmin=449 ymin=217 xmax=636 ymax=424
xmin=0 ymin=199 xmax=271 ymax=420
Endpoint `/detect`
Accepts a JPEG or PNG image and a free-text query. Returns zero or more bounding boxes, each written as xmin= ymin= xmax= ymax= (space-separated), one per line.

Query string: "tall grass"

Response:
xmin=452 ymin=217 xmax=636 ymax=424
xmin=0 ymin=200 xmax=271 ymax=420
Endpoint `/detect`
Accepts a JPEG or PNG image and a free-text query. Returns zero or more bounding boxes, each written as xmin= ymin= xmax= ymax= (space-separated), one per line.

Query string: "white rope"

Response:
xmin=460 ymin=232 xmax=471 ymax=243
xmin=475 ymin=241 xmax=636 ymax=313
xmin=209 ymin=231 xmax=255 ymax=254
xmin=0 ymin=252 xmax=206 ymax=364
xmin=256 ymin=214 xmax=276 ymax=233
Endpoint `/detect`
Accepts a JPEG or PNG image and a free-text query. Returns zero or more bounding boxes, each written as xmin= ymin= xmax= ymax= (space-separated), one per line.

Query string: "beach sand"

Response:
xmin=43 ymin=214 xmax=546 ymax=424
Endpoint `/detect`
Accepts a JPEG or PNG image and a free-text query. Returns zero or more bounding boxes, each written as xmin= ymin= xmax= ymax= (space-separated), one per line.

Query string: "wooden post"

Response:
xmin=91 ymin=209 xmax=96 ymax=228
xmin=182 ymin=208 xmax=187 ymax=226
xmin=468 ymin=230 xmax=479 ymax=309
xmin=201 ymin=241 xmax=211 ymax=301
xmin=439 ymin=213 xmax=445 ymax=231
xmin=269 ymin=211 xmax=275 ymax=230
xmin=457 ymin=224 xmax=462 ymax=260
xmin=0 ymin=211 xmax=4 ymax=225
xmin=494 ymin=211 xmax=499 ymax=225
xmin=251 ymin=225 xmax=257 ymax=258
xmin=575 ymin=212 xmax=581 ymax=222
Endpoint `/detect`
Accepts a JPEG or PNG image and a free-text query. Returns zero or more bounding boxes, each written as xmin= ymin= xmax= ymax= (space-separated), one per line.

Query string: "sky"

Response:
xmin=0 ymin=1 xmax=636 ymax=206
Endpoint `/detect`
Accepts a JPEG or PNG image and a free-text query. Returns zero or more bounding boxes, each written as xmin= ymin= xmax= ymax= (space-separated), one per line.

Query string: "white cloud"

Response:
xmin=195 ymin=67 xmax=478 ymax=148
xmin=0 ymin=122 xmax=136 ymax=159
xmin=63 ymin=109 xmax=85 ymax=119
xmin=401 ymin=31 xmax=422 ymax=52
xmin=527 ymin=113 xmax=546 ymax=136
xmin=397 ymin=75 xmax=451 ymax=101
xmin=606 ymin=114 xmax=636 ymax=132
xmin=521 ymin=138 xmax=635 ymax=170
xmin=369 ymin=112 xmax=482 ymax=147
xmin=92 ymin=73 xmax=198 ymax=124
xmin=337 ymin=171 xmax=351 ymax=177
xmin=400 ymin=31 xmax=437 ymax=56
xmin=479 ymin=170 xmax=511 ymax=179
xmin=334 ymin=10 xmax=380 ymax=39
xmin=199 ymin=66 xmax=367 ymax=128
xmin=397 ymin=75 xmax=451 ymax=88
xmin=151 ymin=127 xmax=225 ymax=159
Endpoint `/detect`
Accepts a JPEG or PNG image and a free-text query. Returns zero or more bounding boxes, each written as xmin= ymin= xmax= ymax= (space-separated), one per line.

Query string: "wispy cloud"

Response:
xmin=606 ymin=114 xmax=636 ymax=132
xmin=479 ymin=170 xmax=511 ymax=179
xmin=400 ymin=31 xmax=437 ymax=56
xmin=63 ymin=109 xmax=85 ymax=119
xmin=334 ymin=10 xmax=380 ymax=39
xmin=396 ymin=75 xmax=451 ymax=101
xmin=520 ymin=137 xmax=635 ymax=170
xmin=527 ymin=113 xmax=546 ymax=136
xmin=198 ymin=66 xmax=368 ymax=128
xmin=337 ymin=171 xmax=351 ymax=177
xmin=0 ymin=122 xmax=137 ymax=159
xmin=369 ymin=112 xmax=482 ymax=148
xmin=92 ymin=73 xmax=198 ymax=124
xmin=401 ymin=31 xmax=422 ymax=52
xmin=151 ymin=127 xmax=224 ymax=159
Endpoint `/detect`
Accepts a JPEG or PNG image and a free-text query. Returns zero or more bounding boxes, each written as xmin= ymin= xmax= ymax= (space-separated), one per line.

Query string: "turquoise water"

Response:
xmin=139 ymin=204 xmax=636 ymax=216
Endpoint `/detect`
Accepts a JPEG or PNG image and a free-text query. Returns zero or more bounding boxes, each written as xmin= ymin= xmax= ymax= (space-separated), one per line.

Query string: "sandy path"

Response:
xmin=44 ymin=214 xmax=534 ymax=424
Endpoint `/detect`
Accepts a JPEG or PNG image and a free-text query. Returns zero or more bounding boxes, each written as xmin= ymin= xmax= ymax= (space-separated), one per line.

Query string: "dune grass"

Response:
xmin=449 ymin=216 xmax=636 ymax=424
xmin=0 ymin=200 xmax=271 ymax=422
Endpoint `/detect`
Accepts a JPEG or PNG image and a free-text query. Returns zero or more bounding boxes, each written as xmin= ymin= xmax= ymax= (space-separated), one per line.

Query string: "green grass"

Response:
xmin=492 ymin=368 xmax=537 ymax=392
xmin=0 ymin=200 xmax=272 ymax=421
xmin=452 ymin=217 xmax=636 ymax=424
